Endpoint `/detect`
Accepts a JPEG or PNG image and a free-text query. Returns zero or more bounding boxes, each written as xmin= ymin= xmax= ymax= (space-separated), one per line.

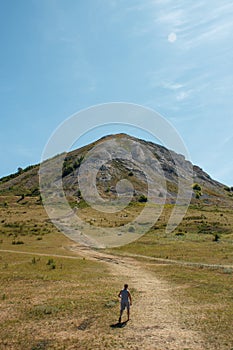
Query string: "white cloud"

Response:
xmin=182 ymin=21 xmax=233 ymax=49
xmin=176 ymin=91 xmax=190 ymax=101
xmin=156 ymin=9 xmax=184 ymax=27
xmin=162 ymin=81 xmax=184 ymax=90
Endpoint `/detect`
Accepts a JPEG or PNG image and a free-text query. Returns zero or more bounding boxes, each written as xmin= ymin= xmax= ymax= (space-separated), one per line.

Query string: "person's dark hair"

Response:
xmin=124 ymin=284 xmax=128 ymax=289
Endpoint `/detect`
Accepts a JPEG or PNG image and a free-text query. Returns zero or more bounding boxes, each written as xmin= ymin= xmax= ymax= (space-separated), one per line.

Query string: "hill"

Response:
xmin=0 ymin=133 xmax=232 ymax=207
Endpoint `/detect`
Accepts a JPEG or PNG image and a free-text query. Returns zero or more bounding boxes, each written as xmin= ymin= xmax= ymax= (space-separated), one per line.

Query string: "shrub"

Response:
xmin=213 ymin=233 xmax=220 ymax=242
xmin=31 ymin=257 xmax=36 ymax=264
xmin=224 ymin=186 xmax=230 ymax=192
xmin=193 ymin=183 xmax=202 ymax=198
xmin=24 ymin=165 xmax=36 ymax=172
xmin=12 ymin=240 xmax=24 ymax=245
xmin=76 ymin=189 xmax=82 ymax=198
xmin=175 ymin=228 xmax=184 ymax=236
xmin=31 ymin=188 xmax=40 ymax=196
xmin=74 ymin=155 xmax=84 ymax=169
xmin=47 ymin=258 xmax=56 ymax=269
xmin=138 ymin=194 xmax=147 ymax=203
xmin=47 ymin=258 xmax=54 ymax=265
xmin=193 ymin=183 xmax=201 ymax=191
xmin=175 ymin=231 xmax=184 ymax=236
xmin=62 ymin=165 xmax=73 ymax=177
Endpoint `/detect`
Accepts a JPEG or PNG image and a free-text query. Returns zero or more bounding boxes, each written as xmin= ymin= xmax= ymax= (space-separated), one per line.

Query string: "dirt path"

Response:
xmin=0 ymin=246 xmax=205 ymax=349
xmin=69 ymin=245 xmax=205 ymax=350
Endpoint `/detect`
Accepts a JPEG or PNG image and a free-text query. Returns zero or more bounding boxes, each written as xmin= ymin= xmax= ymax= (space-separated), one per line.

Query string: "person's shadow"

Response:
xmin=110 ymin=320 xmax=128 ymax=329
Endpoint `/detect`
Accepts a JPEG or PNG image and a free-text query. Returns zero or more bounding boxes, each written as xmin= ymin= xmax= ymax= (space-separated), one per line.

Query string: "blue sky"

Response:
xmin=0 ymin=0 xmax=233 ymax=186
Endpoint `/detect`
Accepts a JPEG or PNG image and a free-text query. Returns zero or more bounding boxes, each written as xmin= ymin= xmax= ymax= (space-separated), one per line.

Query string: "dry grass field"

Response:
xmin=0 ymin=194 xmax=233 ymax=349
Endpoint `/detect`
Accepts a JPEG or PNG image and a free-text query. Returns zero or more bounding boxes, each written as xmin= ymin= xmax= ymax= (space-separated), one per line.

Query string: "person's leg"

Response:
xmin=119 ymin=309 xmax=123 ymax=323
xmin=119 ymin=304 xmax=124 ymax=323
xmin=127 ymin=304 xmax=130 ymax=321
xmin=127 ymin=309 xmax=130 ymax=321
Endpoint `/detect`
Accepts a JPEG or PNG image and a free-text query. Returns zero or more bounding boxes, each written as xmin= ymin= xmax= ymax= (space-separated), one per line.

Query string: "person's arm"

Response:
xmin=118 ymin=290 xmax=122 ymax=298
xmin=128 ymin=290 xmax=132 ymax=305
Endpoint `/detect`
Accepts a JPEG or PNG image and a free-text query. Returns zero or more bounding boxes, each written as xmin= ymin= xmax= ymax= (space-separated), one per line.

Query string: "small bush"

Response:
xmin=76 ymin=189 xmax=82 ymax=198
xmin=192 ymin=183 xmax=202 ymax=199
xmin=47 ymin=258 xmax=56 ymax=269
xmin=31 ymin=257 xmax=36 ymax=264
xmin=213 ymin=234 xmax=220 ymax=242
xmin=175 ymin=229 xmax=184 ymax=236
xmin=12 ymin=240 xmax=24 ymax=245
xmin=62 ymin=165 xmax=73 ymax=177
xmin=138 ymin=194 xmax=147 ymax=203
xmin=47 ymin=258 xmax=54 ymax=265
xmin=224 ymin=186 xmax=230 ymax=192
xmin=193 ymin=183 xmax=201 ymax=191
xmin=31 ymin=188 xmax=40 ymax=196
xmin=195 ymin=192 xmax=202 ymax=199
xmin=73 ymin=155 xmax=84 ymax=169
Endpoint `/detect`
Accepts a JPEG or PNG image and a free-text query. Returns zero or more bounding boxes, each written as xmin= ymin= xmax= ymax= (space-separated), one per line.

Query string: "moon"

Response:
xmin=168 ymin=32 xmax=177 ymax=43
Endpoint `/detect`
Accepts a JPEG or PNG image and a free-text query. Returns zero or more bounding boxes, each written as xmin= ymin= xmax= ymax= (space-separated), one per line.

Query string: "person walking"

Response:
xmin=118 ymin=284 xmax=132 ymax=323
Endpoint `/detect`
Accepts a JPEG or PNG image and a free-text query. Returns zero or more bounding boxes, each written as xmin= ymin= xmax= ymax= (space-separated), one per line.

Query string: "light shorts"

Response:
xmin=121 ymin=301 xmax=130 ymax=312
